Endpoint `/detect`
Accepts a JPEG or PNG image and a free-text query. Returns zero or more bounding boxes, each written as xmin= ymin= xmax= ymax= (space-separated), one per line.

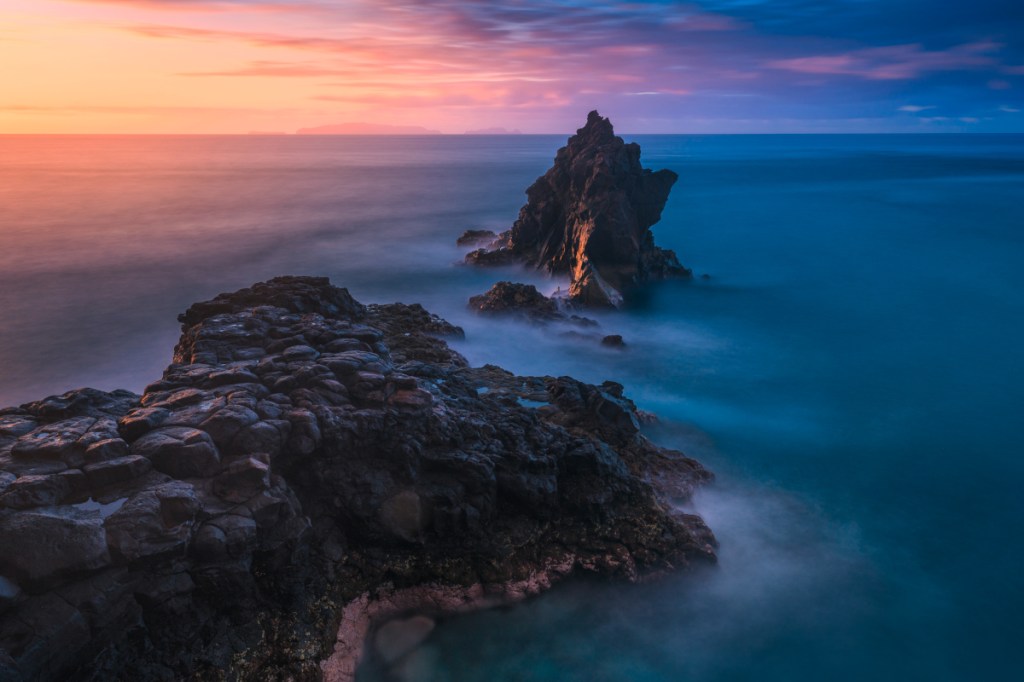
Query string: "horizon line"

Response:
xmin=3 ymin=131 xmax=1022 ymax=136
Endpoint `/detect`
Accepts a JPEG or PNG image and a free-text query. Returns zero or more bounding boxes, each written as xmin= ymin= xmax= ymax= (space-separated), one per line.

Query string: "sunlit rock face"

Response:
xmin=0 ymin=276 xmax=714 ymax=681
xmin=465 ymin=111 xmax=690 ymax=307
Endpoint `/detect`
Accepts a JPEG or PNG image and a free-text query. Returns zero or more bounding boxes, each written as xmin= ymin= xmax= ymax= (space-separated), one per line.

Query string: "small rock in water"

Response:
xmin=468 ymin=281 xmax=597 ymax=328
xmin=601 ymin=334 xmax=626 ymax=348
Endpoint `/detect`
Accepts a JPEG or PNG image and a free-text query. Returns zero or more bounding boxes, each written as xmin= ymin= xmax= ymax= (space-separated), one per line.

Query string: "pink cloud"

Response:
xmin=767 ymin=55 xmax=857 ymax=75
xmin=665 ymin=10 xmax=746 ymax=32
xmin=180 ymin=61 xmax=358 ymax=77
xmin=767 ymin=40 xmax=1002 ymax=80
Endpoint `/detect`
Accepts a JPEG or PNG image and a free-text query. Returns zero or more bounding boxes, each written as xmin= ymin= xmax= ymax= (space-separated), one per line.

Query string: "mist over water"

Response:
xmin=2 ymin=133 xmax=1023 ymax=680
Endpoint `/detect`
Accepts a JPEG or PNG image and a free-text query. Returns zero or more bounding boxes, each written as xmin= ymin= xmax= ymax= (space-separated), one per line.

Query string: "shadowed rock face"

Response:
xmin=465 ymin=111 xmax=690 ymax=307
xmin=0 ymin=276 xmax=713 ymax=681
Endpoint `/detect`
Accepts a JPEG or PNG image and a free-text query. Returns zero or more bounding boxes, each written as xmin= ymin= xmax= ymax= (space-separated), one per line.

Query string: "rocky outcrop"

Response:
xmin=0 ymin=276 xmax=713 ymax=681
xmin=467 ymin=281 xmax=597 ymax=328
xmin=464 ymin=111 xmax=690 ymax=307
xmin=455 ymin=229 xmax=498 ymax=248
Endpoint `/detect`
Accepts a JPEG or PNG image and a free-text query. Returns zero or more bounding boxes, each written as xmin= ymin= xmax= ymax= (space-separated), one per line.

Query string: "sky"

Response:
xmin=1 ymin=0 xmax=1022 ymax=133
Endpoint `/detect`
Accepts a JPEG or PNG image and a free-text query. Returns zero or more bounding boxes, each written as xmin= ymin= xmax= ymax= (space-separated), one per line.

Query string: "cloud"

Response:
xmin=766 ymin=40 xmax=1003 ymax=80
xmin=65 ymin=0 xmax=275 ymax=7
xmin=0 ymin=103 xmax=278 ymax=115
xmin=179 ymin=61 xmax=356 ymax=77
xmin=13 ymin=0 xmax=1024 ymax=131
xmin=625 ymin=89 xmax=692 ymax=96
xmin=999 ymin=105 xmax=1021 ymax=113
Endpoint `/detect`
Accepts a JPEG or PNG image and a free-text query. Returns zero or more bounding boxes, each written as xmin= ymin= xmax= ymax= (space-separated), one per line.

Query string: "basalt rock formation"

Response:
xmin=464 ymin=111 xmax=690 ymax=307
xmin=0 ymin=276 xmax=714 ymax=681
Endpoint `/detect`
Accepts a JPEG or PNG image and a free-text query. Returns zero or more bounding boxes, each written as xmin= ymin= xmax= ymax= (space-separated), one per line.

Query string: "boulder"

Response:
xmin=104 ymin=482 xmax=199 ymax=563
xmin=0 ymin=508 xmax=110 ymax=588
xmin=10 ymin=416 xmax=95 ymax=464
xmin=83 ymin=455 xmax=151 ymax=489
xmin=131 ymin=427 xmax=220 ymax=479
xmin=0 ymin=474 xmax=71 ymax=510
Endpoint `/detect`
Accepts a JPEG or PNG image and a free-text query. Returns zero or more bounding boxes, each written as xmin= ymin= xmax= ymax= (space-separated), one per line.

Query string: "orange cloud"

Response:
xmin=5 ymin=0 xmax=1018 ymax=133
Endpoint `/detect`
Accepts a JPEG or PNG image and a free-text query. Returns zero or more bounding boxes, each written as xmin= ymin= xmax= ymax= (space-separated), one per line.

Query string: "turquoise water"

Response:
xmin=1 ymin=133 xmax=1022 ymax=680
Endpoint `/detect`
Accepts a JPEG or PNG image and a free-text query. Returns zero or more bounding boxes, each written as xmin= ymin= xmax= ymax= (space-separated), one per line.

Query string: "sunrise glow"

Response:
xmin=1 ymin=1 xmax=1023 ymax=133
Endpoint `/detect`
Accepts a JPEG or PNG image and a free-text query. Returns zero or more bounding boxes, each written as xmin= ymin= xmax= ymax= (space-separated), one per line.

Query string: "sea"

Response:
xmin=1 ymin=133 xmax=1022 ymax=681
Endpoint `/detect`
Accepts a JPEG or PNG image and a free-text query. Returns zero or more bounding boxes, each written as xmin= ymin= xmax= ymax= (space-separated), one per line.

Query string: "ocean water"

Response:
xmin=1 ymin=133 xmax=1022 ymax=680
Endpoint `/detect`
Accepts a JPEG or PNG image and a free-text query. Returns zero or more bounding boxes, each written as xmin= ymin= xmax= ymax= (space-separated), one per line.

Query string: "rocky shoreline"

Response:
xmin=0 ymin=276 xmax=715 ymax=681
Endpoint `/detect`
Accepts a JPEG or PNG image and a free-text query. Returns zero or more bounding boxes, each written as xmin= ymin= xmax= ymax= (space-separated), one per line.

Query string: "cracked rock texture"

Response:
xmin=0 ymin=275 xmax=713 ymax=681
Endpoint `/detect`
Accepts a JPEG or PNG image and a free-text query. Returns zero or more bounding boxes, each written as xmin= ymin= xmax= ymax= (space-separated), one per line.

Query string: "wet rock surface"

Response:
xmin=463 ymin=111 xmax=691 ymax=307
xmin=0 ymin=275 xmax=713 ymax=681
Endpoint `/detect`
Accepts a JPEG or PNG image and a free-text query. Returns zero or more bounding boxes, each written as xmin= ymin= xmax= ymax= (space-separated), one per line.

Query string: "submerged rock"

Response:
xmin=0 ymin=275 xmax=713 ymax=681
xmin=463 ymin=111 xmax=690 ymax=307
xmin=601 ymin=334 xmax=626 ymax=348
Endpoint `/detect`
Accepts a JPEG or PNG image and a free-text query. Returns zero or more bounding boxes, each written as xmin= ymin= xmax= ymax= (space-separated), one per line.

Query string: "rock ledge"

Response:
xmin=0 ymin=276 xmax=713 ymax=681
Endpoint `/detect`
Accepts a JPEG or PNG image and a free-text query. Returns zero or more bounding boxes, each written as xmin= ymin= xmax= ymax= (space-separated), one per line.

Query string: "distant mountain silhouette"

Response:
xmin=464 ymin=127 xmax=523 ymax=134
xmin=295 ymin=122 xmax=442 ymax=135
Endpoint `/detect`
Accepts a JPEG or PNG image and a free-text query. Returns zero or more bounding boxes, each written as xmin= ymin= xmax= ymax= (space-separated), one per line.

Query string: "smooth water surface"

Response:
xmin=1 ymin=133 xmax=1022 ymax=680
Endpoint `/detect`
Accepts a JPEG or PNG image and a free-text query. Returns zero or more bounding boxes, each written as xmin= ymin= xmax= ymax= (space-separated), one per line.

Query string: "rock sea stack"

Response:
xmin=0 ymin=276 xmax=714 ymax=681
xmin=464 ymin=111 xmax=690 ymax=307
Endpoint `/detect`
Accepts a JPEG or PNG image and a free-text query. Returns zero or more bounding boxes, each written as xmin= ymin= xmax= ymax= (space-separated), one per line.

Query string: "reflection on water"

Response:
xmin=2 ymin=134 xmax=1023 ymax=680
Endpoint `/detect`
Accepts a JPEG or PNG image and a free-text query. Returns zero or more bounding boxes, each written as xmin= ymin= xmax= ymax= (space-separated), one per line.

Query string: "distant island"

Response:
xmin=464 ymin=127 xmax=523 ymax=135
xmin=296 ymin=123 xmax=442 ymax=135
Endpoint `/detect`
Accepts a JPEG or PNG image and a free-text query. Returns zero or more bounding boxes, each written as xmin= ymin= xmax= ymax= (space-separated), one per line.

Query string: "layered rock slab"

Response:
xmin=464 ymin=111 xmax=690 ymax=306
xmin=0 ymin=275 xmax=713 ymax=681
